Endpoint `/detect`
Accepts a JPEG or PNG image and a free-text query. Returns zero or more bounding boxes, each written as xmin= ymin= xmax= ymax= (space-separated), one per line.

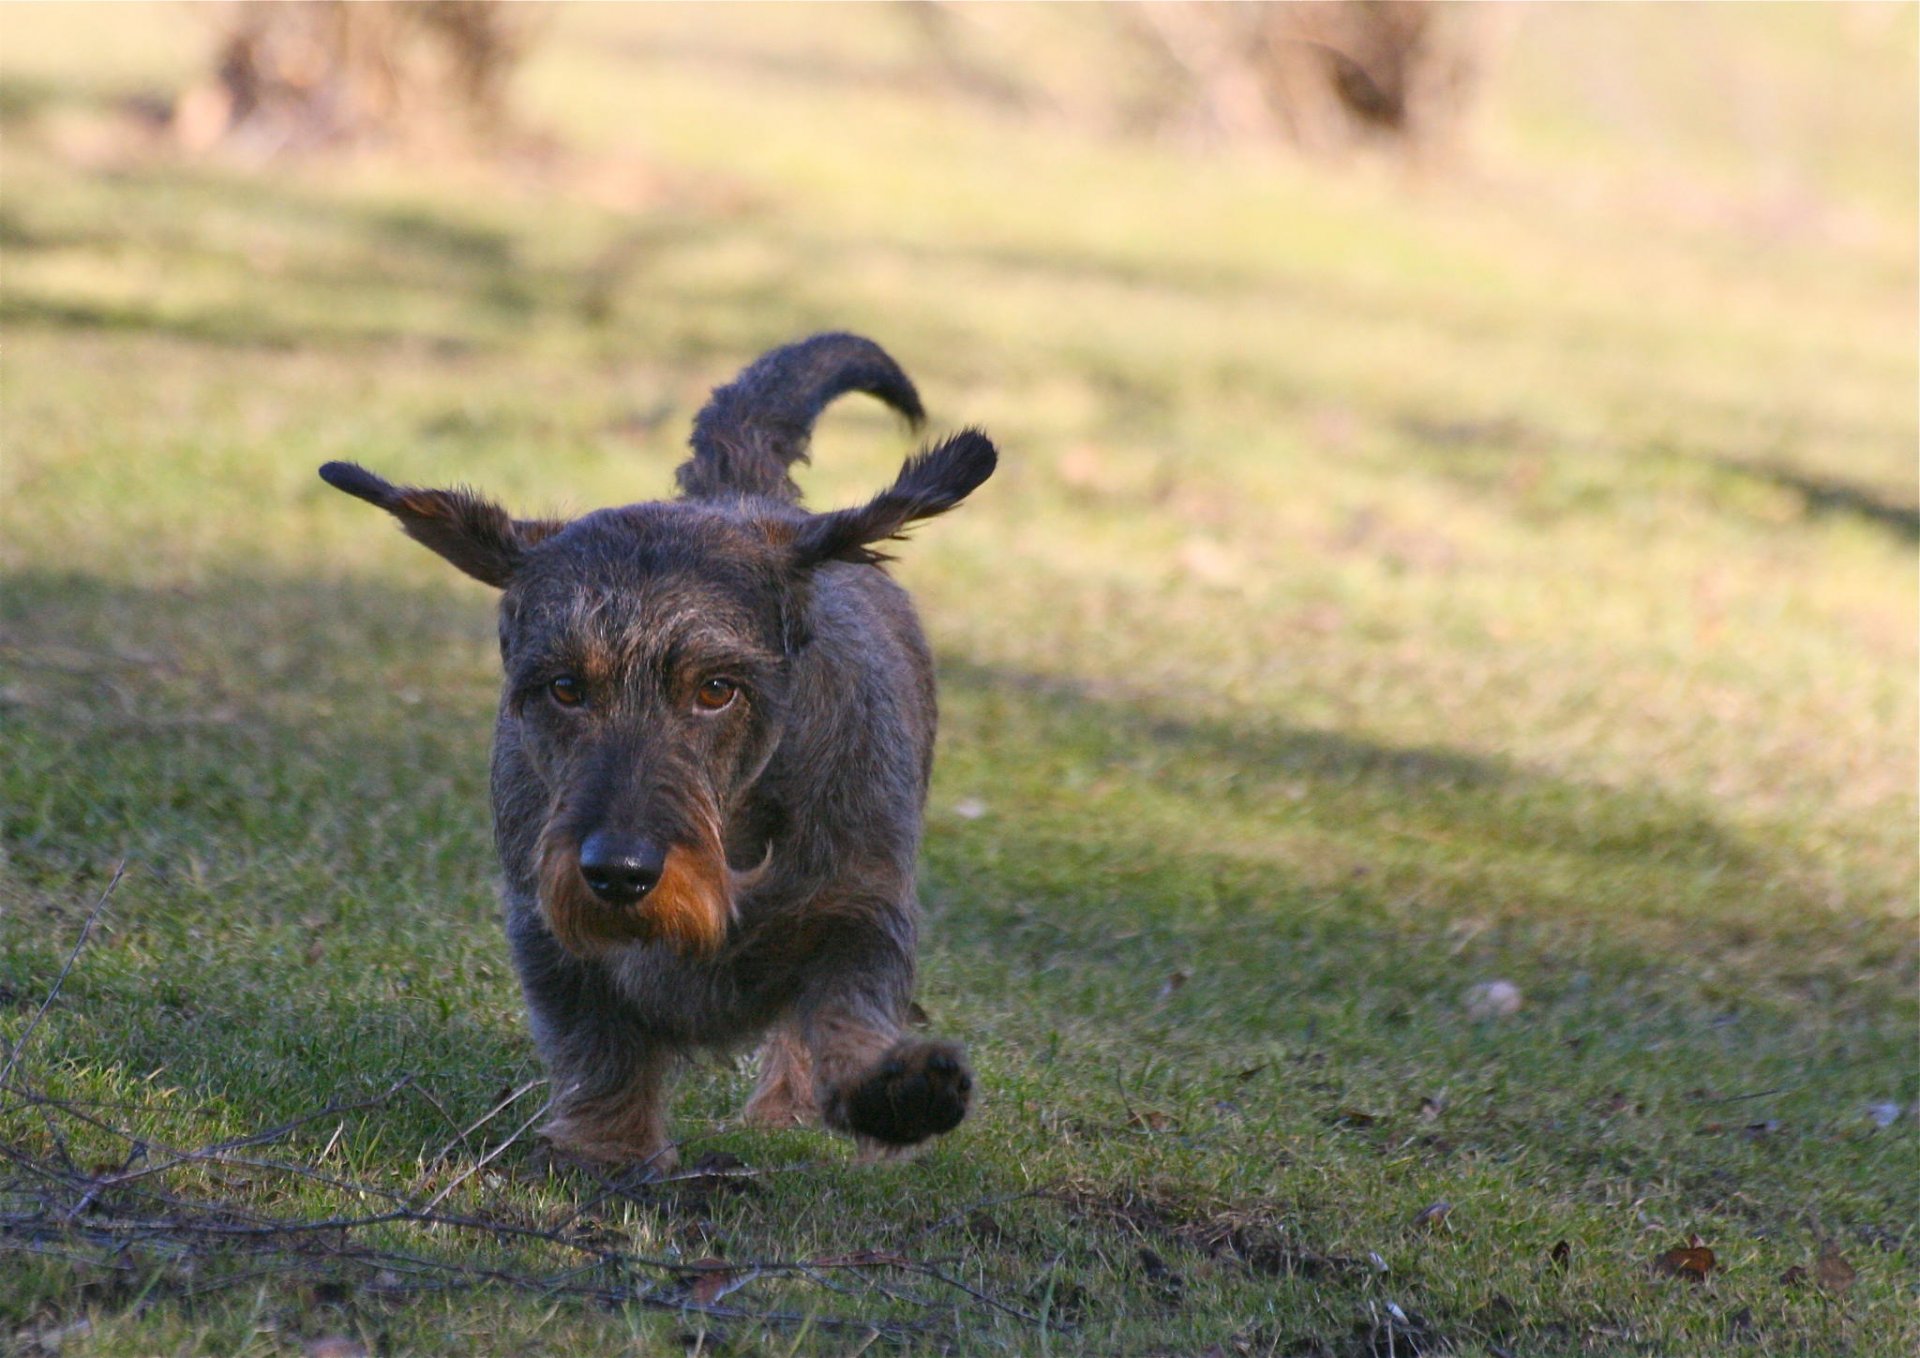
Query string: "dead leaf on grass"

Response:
xmin=1548 ymin=1239 xmax=1571 ymax=1271
xmin=964 ymin=1209 xmax=1004 ymax=1242
xmin=1128 ymin=1108 xmax=1176 ymax=1132
xmin=1653 ymin=1242 xmax=1716 ymax=1283
xmin=1157 ymin=970 xmax=1189 ymax=1000
xmin=680 ymin=1257 xmax=744 ymax=1306
xmin=1813 ymin=1247 xmax=1857 ymax=1294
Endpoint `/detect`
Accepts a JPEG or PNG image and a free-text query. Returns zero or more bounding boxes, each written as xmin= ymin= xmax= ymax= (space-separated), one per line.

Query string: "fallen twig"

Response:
xmin=0 ymin=907 xmax=1050 ymax=1347
xmin=1 ymin=861 xmax=126 ymax=1088
xmin=419 ymin=1091 xmax=554 ymax=1212
xmin=422 ymin=1078 xmax=546 ymax=1173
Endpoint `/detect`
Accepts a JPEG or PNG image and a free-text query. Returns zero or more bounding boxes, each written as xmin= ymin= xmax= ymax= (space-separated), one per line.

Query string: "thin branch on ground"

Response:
xmin=422 ymin=1077 xmax=545 ymax=1172
xmin=0 ymin=863 xmax=1062 ymax=1341
xmin=1 ymin=860 xmax=126 ymax=1088
xmin=418 ymin=1091 xmax=554 ymax=1212
xmin=0 ymin=1075 xmax=1063 ymax=1340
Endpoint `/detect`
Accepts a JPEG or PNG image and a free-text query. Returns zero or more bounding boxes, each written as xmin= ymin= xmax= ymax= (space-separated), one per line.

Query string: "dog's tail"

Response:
xmin=677 ymin=333 xmax=925 ymax=505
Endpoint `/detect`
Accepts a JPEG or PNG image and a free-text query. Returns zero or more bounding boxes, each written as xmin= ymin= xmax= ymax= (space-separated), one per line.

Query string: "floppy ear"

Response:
xmin=318 ymin=461 xmax=566 ymax=588
xmin=789 ymin=430 xmax=997 ymax=568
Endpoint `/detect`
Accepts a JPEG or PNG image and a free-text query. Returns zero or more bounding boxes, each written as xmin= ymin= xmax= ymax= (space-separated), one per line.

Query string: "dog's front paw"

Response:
xmin=536 ymin=1111 xmax=678 ymax=1178
xmin=841 ymin=1039 xmax=971 ymax=1146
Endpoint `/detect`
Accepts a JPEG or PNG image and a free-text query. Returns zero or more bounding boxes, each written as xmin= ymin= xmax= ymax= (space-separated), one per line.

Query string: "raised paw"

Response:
xmin=841 ymin=1039 xmax=972 ymax=1146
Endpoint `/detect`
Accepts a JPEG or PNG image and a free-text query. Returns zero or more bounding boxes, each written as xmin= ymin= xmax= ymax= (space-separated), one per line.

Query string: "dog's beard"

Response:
xmin=536 ymin=799 xmax=764 ymax=959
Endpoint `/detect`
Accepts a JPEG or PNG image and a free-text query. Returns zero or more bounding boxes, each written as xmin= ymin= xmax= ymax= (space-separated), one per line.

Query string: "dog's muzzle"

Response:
xmin=537 ymin=817 xmax=741 ymax=960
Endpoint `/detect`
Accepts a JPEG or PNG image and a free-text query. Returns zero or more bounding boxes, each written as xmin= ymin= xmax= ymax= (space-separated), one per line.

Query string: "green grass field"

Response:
xmin=3 ymin=5 xmax=1915 ymax=1354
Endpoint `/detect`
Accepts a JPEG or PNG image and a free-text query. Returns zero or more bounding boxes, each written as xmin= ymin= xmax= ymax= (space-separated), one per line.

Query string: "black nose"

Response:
xmin=577 ymin=832 xmax=665 ymax=906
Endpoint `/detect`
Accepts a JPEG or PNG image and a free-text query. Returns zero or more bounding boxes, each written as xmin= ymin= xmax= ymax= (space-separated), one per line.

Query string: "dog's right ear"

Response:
xmin=318 ymin=462 xmax=566 ymax=589
xmin=788 ymin=430 xmax=997 ymax=568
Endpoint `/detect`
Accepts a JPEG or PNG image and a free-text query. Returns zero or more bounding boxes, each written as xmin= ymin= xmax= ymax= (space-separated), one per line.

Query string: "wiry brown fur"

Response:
xmin=319 ymin=333 xmax=991 ymax=1170
xmin=740 ymin=1025 xmax=817 ymax=1129
xmin=536 ymin=807 xmax=740 ymax=957
xmin=642 ymin=835 xmax=737 ymax=957
xmin=534 ymin=826 xmax=611 ymax=958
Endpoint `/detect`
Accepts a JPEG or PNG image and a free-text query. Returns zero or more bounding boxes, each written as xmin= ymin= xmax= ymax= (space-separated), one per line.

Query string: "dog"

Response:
xmin=318 ymin=333 xmax=994 ymax=1170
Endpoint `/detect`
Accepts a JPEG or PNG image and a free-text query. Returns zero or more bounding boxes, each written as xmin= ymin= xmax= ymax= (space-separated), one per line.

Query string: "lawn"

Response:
xmin=2 ymin=5 xmax=1915 ymax=1354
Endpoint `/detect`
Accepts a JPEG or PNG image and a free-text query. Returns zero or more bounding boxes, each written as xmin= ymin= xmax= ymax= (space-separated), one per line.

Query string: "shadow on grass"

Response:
xmin=0 ymin=74 xmax=63 ymax=128
xmin=4 ymin=565 xmax=1912 ymax=1352
xmin=0 ymin=142 xmax=1328 ymax=414
xmin=2 ymin=567 xmax=1819 ymax=1089
xmin=1710 ymin=455 xmax=1920 ymax=543
xmin=0 ymin=158 xmax=817 ymax=360
xmin=0 ymin=294 xmax=314 ymax=352
xmin=934 ymin=657 xmax=1748 ymax=873
xmin=7 ymin=566 xmax=1906 ymax=1133
xmin=1395 ymin=410 xmax=1920 ymax=545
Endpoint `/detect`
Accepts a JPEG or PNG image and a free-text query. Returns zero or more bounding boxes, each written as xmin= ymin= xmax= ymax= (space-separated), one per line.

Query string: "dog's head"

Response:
xmin=318 ymin=430 xmax=994 ymax=958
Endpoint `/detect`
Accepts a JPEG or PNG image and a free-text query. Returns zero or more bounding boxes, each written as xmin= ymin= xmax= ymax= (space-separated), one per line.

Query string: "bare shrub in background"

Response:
xmin=1123 ymin=1 xmax=1510 ymax=159
xmin=917 ymin=0 xmax=1510 ymax=162
xmin=173 ymin=1 xmax=547 ymax=157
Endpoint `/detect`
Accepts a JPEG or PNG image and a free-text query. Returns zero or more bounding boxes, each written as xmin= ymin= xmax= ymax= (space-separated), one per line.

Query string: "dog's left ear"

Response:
xmin=790 ymin=430 xmax=997 ymax=568
xmin=318 ymin=461 xmax=567 ymax=588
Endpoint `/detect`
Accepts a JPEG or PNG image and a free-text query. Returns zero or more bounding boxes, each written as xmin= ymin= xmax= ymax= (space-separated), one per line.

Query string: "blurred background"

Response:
xmin=4 ymin=0 xmax=1912 ymax=836
xmin=1 ymin=5 xmax=1916 ymax=1350
xmin=4 ymin=0 xmax=1915 ymax=981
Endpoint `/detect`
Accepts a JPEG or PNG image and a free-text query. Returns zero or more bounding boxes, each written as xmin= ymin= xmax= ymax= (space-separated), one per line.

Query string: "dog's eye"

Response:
xmin=694 ymin=678 xmax=738 ymax=712
xmin=548 ymin=675 xmax=585 ymax=708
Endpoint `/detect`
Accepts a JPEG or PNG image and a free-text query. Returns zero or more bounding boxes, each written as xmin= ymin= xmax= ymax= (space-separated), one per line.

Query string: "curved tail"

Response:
xmin=676 ymin=333 xmax=925 ymax=504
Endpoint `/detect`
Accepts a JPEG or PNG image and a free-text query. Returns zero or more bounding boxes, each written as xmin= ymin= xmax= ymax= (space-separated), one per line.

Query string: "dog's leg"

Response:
xmin=509 ymin=912 xmax=680 ymax=1173
xmin=740 ymin=1023 xmax=817 ymax=1128
xmin=539 ymin=1047 xmax=677 ymax=1174
xmin=792 ymin=912 xmax=971 ymax=1151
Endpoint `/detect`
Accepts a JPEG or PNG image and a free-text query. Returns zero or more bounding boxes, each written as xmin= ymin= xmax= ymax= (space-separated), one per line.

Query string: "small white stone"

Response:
xmin=1464 ymin=979 xmax=1523 ymax=1019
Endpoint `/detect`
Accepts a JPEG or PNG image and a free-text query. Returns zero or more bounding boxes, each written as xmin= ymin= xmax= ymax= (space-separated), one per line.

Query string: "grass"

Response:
xmin=2 ymin=4 xmax=1915 ymax=1354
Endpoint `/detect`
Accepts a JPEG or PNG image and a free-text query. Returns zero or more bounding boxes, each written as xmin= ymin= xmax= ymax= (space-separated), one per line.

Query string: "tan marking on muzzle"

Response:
xmin=535 ymin=807 xmax=763 ymax=960
xmin=536 ymin=829 xmax=619 ymax=959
